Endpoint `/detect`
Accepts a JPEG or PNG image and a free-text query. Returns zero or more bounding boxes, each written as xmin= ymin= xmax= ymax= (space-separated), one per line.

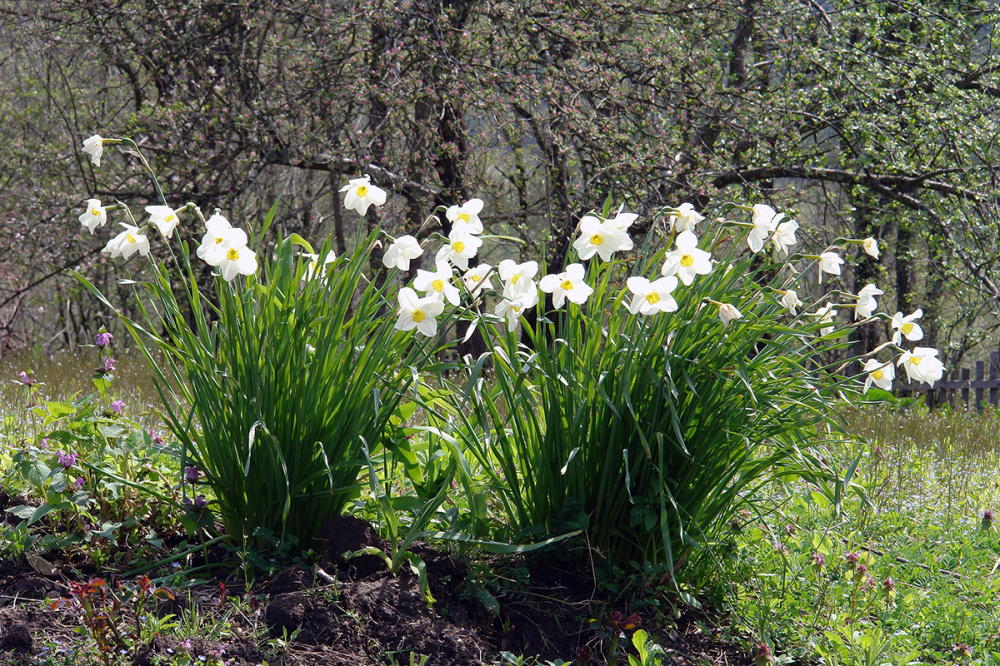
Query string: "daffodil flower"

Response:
xmin=103 ymin=224 xmax=150 ymax=260
xmin=382 ymin=235 xmax=423 ymax=271
xmin=461 ymin=264 xmax=494 ymax=296
xmin=197 ymin=213 xmax=233 ymax=265
xmin=145 ymin=205 xmax=182 ymax=239
xmin=414 ymin=262 xmax=461 ymax=305
xmin=498 ymin=259 xmax=539 ymax=298
xmin=215 ymin=228 xmax=257 ymax=281
xmin=863 ymin=359 xmax=894 ymax=393
xmin=855 ymin=284 xmax=884 ymax=320
xmin=667 ymin=203 xmax=704 ymax=233
xmin=495 ymin=289 xmax=539 ymax=332
xmin=897 ymin=347 xmax=944 ymax=386
xmin=435 ymin=230 xmax=482 ymax=271
xmin=661 ymin=231 xmax=712 ymax=285
xmin=82 ymin=134 xmax=104 ymax=167
xmin=302 ymin=251 xmax=337 ymax=281
xmin=446 ymin=199 xmax=485 ymax=235
xmin=626 ymin=276 xmax=678 ymax=315
xmin=863 ymin=237 xmax=879 ymax=259
xmin=772 ymin=219 xmax=799 ymax=255
xmin=574 ymin=214 xmax=628 ymax=262
xmin=395 ymin=287 xmax=445 ymax=337
xmin=817 ymin=252 xmax=844 ymax=283
xmin=718 ymin=303 xmax=744 ymax=326
xmin=340 ymin=175 xmax=387 ymax=217
xmin=539 ymin=263 xmax=593 ymax=308
xmin=79 ymin=199 xmax=107 ymax=234
xmin=813 ymin=303 xmax=838 ymax=337
xmin=748 ymin=204 xmax=782 ymax=253
xmin=607 ymin=205 xmax=638 ymax=232
xmin=780 ymin=290 xmax=802 ymax=315
xmin=891 ymin=309 xmax=924 ymax=345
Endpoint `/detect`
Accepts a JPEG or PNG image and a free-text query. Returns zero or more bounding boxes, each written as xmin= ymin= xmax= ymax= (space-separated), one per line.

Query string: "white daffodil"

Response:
xmin=446 ymin=198 xmax=485 ymax=235
xmin=82 ymin=134 xmax=104 ymax=167
xmin=574 ymin=214 xmax=627 ymax=262
xmin=772 ymin=219 xmax=799 ymax=256
xmin=539 ymin=263 xmax=593 ymax=308
xmin=748 ymin=204 xmax=782 ymax=253
xmin=863 ymin=237 xmax=879 ymax=259
xmin=461 ymin=264 xmax=494 ymax=296
xmin=818 ymin=252 xmax=844 ymax=284
xmin=855 ymin=283 xmax=884 ymax=320
xmin=302 ymin=251 xmax=337 ymax=281
xmin=382 ymin=235 xmax=423 ymax=271
xmin=813 ymin=303 xmax=838 ymax=337
xmin=435 ymin=230 xmax=482 ymax=271
xmin=897 ymin=347 xmax=945 ymax=386
xmin=103 ymin=225 xmax=150 ymax=260
xmin=891 ymin=309 xmax=924 ymax=345
xmin=215 ymin=229 xmax=258 ymax=281
xmin=340 ymin=175 xmax=387 ymax=217
xmin=718 ymin=303 xmax=744 ymax=327
xmin=79 ymin=199 xmax=107 ymax=234
xmin=607 ymin=205 xmax=638 ymax=232
xmin=863 ymin=359 xmax=895 ymax=393
xmin=626 ymin=276 xmax=678 ymax=315
xmin=495 ymin=289 xmax=539 ymax=332
xmin=667 ymin=203 xmax=704 ymax=233
xmin=780 ymin=289 xmax=803 ymax=315
xmin=145 ymin=205 xmax=181 ymax=239
xmin=498 ymin=259 xmax=539 ymax=297
xmin=414 ymin=262 xmax=461 ymax=305
xmin=395 ymin=287 xmax=445 ymax=337
xmin=197 ymin=214 xmax=233 ymax=265
xmin=661 ymin=231 xmax=712 ymax=286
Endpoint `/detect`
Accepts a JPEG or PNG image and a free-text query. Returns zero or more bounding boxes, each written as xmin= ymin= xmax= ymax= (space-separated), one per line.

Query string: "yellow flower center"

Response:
xmin=901 ymin=323 xmax=913 ymax=335
xmin=356 ymin=185 xmax=368 ymax=198
xmin=511 ymin=275 xmax=521 ymax=283
xmin=646 ymin=292 xmax=661 ymax=305
xmin=680 ymin=254 xmax=694 ymax=268
xmin=126 ymin=233 xmax=136 ymax=243
xmin=910 ymin=357 xmax=922 ymax=366
xmin=453 ymin=241 xmax=466 ymax=253
xmin=215 ymin=236 xmax=224 ymax=244
xmin=872 ymin=369 xmax=883 ymax=380
xmin=164 ymin=214 xmax=175 ymax=223
xmin=512 ymin=305 xmax=522 ymax=313
xmin=431 ymin=279 xmax=444 ymax=292
xmin=226 ymin=248 xmax=240 ymax=261
xmin=590 ymin=234 xmax=603 ymax=246
xmin=471 ymin=274 xmax=481 ymax=281
xmin=412 ymin=309 xmax=426 ymax=323
xmin=458 ymin=213 xmax=470 ymax=223
xmin=91 ymin=207 xmax=101 ymax=216
xmin=560 ymin=279 xmax=574 ymax=290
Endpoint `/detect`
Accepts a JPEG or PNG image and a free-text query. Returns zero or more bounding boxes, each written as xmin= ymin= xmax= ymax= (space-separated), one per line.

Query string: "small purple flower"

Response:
xmin=952 ymin=643 xmax=973 ymax=658
xmin=812 ymin=551 xmax=825 ymax=570
xmin=983 ymin=509 xmax=995 ymax=530
xmin=151 ymin=433 xmax=165 ymax=446
xmin=184 ymin=466 xmax=202 ymax=484
xmin=882 ymin=577 xmax=895 ymax=594
xmin=784 ymin=524 xmax=797 ymax=536
xmin=72 ymin=477 xmax=85 ymax=491
xmin=845 ymin=551 xmax=861 ymax=569
xmin=18 ymin=371 xmax=36 ymax=387
xmin=95 ymin=331 xmax=113 ymax=348
xmin=103 ymin=357 xmax=116 ymax=373
xmin=110 ymin=400 xmax=125 ymax=414
xmin=856 ymin=563 xmax=868 ymax=578
xmin=39 ymin=438 xmax=49 ymax=449
xmin=58 ymin=451 xmax=78 ymax=469
xmin=185 ymin=494 xmax=208 ymax=509
xmin=772 ymin=541 xmax=788 ymax=555
xmin=754 ymin=641 xmax=775 ymax=666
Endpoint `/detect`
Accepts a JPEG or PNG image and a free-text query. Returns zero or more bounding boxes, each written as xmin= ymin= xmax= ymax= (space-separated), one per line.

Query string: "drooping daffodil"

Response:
xmin=626 ymin=276 xmax=678 ymax=316
xmin=498 ymin=259 xmax=539 ymax=298
xmin=382 ymin=235 xmax=423 ymax=272
xmin=395 ymin=287 xmax=445 ymax=337
xmin=897 ymin=347 xmax=945 ymax=386
xmin=667 ymin=203 xmax=704 ymax=233
xmin=863 ymin=237 xmax=879 ymax=259
xmin=446 ymin=199 xmax=485 ymax=235
xmin=340 ymin=175 xmax=387 ymax=217
xmin=302 ymin=251 xmax=337 ymax=281
xmin=539 ymin=263 xmax=593 ymax=308
xmin=79 ymin=199 xmax=107 ymax=234
xmin=863 ymin=359 xmax=895 ymax=393
xmin=772 ymin=219 xmax=799 ymax=256
xmin=82 ymin=134 xmax=104 ymax=167
xmin=748 ymin=204 xmax=782 ymax=253
xmin=813 ymin=303 xmax=838 ymax=337
xmin=145 ymin=205 xmax=181 ymax=239
xmin=855 ymin=284 xmax=884 ymax=320
xmin=817 ymin=251 xmax=844 ymax=283
xmin=103 ymin=224 xmax=150 ymax=260
xmin=196 ymin=213 xmax=233 ymax=265
xmin=661 ymin=231 xmax=712 ymax=285
xmin=891 ymin=309 xmax=924 ymax=345
xmin=780 ymin=289 xmax=803 ymax=315
xmin=718 ymin=303 xmax=744 ymax=327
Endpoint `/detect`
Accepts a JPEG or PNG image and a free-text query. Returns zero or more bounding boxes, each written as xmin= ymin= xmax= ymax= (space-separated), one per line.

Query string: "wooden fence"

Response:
xmin=897 ymin=348 xmax=1000 ymax=411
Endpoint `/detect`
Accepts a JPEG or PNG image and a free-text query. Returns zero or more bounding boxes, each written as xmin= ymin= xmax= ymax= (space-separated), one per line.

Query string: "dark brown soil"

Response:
xmin=0 ymin=514 xmax=754 ymax=665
